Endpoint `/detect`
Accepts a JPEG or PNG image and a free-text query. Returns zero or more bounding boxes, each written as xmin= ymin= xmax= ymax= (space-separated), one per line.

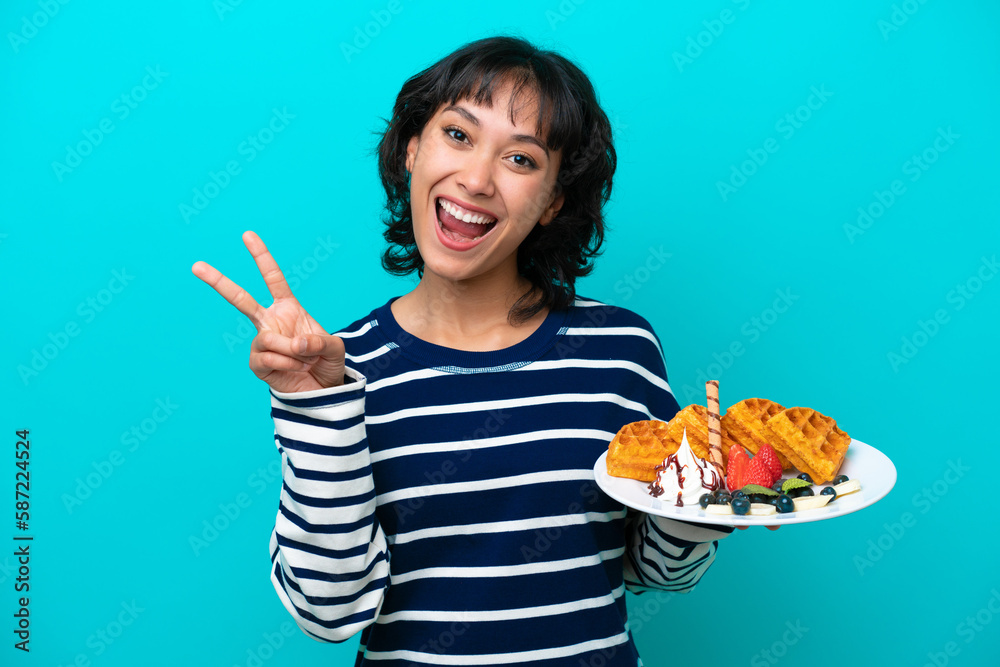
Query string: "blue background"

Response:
xmin=3 ymin=1 xmax=998 ymax=665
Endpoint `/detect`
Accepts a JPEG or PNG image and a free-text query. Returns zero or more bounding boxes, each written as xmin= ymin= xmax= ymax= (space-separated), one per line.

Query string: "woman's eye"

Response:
xmin=510 ymin=154 xmax=537 ymax=169
xmin=444 ymin=127 xmax=467 ymax=143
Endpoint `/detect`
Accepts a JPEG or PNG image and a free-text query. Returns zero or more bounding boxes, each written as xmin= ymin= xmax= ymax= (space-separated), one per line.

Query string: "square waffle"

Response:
xmin=606 ymin=420 xmax=675 ymax=482
xmin=721 ymin=398 xmax=792 ymax=470
xmin=763 ymin=407 xmax=850 ymax=484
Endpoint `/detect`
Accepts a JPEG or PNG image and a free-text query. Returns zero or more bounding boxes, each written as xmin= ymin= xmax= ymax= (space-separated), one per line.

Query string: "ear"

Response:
xmin=538 ymin=186 xmax=565 ymax=226
xmin=405 ymin=135 xmax=419 ymax=173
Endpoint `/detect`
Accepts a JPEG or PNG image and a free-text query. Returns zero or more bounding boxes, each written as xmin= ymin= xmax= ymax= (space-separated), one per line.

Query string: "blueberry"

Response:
xmin=834 ymin=474 xmax=849 ymax=485
xmin=797 ymin=473 xmax=814 ymax=484
xmin=732 ymin=497 xmax=750 ymax=515
xmin=767 ymin=496 xmax=781 ymax=507
xmin=732 ymin=490 xmax=747 ymax=500
xmin=711 ymin=488 xmax=727 ymax=500
xmin=771 ymin=480 xmax=786 ymax=493
xmin=699 ymin=493 xmax=714 ymax=509
xmin=749 ymin=493 xmax=770 ymax=504
xmin=821 ymin=486 xmax=837 ymax=500
xmin=789 ymin=486 xmax=814 ymax=498
xmin=715 ymin=494 xmax=732 ymax=506
xmin=775 ymin=494 xmax=794 ymax=513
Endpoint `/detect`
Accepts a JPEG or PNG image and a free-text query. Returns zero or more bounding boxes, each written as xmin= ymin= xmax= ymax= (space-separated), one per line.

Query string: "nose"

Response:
xmin=456 ymin=152 xmax=495 ymax=199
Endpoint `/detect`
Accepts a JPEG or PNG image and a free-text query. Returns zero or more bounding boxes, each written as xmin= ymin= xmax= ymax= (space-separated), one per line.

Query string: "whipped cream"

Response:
xmin=648 ymin=428 xmax=723 ymax=507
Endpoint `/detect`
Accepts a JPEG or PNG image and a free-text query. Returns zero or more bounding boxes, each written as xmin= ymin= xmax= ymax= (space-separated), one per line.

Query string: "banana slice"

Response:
xmin=793 ymin=494 xmax=833 ymax=511
xmin=833 ymin=479 xmax=861 ymax=497
xmin=749 ymin=503 xmax=776 ymax=516
xmin=705 ymin=504 xmax=734 ymax=515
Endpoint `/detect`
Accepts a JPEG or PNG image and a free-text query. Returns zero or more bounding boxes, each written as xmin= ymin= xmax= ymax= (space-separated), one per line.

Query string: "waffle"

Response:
xmin=763 ymin=407 xmax=850 ymax=484
xmin=665 ymin=404 xmax=740 ymax=470
xmin=722 ymin=398 xmax=792 ymax=470
xmin=606 ymin=420 xmax=675 ymax=482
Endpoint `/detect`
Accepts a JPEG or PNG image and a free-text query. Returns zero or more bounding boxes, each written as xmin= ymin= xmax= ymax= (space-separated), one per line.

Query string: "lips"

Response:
xmin=434 ymin=197 xmax=498 ymax=249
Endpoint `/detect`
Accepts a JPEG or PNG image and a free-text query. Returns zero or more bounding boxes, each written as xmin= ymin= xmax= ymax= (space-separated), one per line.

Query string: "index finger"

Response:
xmin=242 ymin=230 xmax=294 ymax=301
xmin=191 ymin=259 xmax=263 ymax=324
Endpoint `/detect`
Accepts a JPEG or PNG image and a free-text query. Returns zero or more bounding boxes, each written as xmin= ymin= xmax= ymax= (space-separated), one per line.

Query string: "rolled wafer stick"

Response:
xmin=705 ymin=381 xmax=725 ymax=479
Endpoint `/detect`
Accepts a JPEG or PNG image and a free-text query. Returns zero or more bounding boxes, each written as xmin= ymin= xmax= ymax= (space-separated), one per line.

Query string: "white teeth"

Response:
xmin=438 ymin=198 xmax=496 ymax=225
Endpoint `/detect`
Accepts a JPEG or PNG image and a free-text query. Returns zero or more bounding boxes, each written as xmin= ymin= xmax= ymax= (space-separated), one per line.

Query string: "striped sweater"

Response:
xmin=268 ymin=297 xmax=733 ymax=666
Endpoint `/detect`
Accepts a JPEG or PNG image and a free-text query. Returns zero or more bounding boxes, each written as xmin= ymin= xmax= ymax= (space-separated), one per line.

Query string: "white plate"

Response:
xmin=593 ymin=439 xmax=896 ymax=526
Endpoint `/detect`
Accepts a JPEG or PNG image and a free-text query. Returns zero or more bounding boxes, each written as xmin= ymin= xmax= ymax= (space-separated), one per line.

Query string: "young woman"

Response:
xmin=192 ymin=35 xmax=734 ymax=667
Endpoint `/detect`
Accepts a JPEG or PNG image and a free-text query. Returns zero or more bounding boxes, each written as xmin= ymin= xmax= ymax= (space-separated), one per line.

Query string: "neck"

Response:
xmin=392 ymin=267 xmax=546 ymax=351
xmin=413 ymin=271 xmax=537 ymax=331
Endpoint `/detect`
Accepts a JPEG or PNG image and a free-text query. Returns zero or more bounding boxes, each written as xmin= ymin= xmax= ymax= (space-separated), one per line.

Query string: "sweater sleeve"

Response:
xmin=267 ymin=366 xmax=390 ymax=642
xmin=623 ymin=512 xmax=733 ymax=594
xmin=621 ymin=314 xmax=734 ymax=595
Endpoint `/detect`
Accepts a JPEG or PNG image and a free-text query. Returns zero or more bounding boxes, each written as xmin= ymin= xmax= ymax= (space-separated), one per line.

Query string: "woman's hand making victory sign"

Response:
xmin=191 ymin=231 xmax=346 ymax=393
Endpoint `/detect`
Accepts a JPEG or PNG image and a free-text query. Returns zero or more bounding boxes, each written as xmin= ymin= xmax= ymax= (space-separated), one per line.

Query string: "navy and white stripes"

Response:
xmin=268 ymin=297 xmax=732 ymax=666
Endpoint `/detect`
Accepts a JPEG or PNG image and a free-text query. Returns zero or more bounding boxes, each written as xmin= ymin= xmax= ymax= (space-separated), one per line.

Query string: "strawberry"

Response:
xmin=726 ymin=445 xmax=749 ymax=492
xmin=744 ymin=455 xmax=774 ymax=487
xmin=755 ymin=443 xmax=783 ymax=483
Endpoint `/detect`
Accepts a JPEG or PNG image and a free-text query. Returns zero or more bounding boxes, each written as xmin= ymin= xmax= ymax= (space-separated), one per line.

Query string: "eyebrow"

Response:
xmin=442 ymin=105 xmax=550 ymax=158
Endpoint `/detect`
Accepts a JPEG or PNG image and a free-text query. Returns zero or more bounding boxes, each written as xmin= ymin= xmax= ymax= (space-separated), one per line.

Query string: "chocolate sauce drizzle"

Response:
xmin=647 ymin=450 xmax=723 ymax=506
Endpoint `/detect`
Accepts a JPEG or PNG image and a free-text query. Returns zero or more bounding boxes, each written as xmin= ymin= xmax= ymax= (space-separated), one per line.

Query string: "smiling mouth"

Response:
xmin=436 ymin=197 xmax=498 ymax=243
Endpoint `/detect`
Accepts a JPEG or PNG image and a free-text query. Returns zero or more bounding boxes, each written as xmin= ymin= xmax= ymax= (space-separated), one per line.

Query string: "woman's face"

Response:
xmin=405 ymin=81 xmax=564 ymax=287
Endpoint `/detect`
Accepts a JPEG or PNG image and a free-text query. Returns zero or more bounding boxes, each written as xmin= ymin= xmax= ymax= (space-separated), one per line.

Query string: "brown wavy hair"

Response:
xmin=374 ymin=35 xmax=616 ymax=324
